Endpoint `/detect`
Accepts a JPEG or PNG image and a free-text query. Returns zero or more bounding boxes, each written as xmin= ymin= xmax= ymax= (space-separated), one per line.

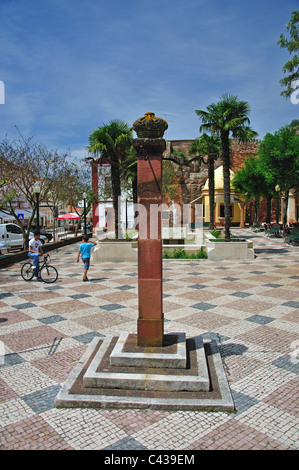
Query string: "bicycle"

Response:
xmin=21 ymin=254 xmax=58 ymax=283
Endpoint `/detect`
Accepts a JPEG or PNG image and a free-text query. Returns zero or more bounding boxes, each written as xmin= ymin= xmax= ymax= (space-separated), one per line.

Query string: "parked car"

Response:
xmin=29 ymin=226 xmax=53 ymax=242
xmin=28 ymin=229 xmax=52 ymax=243
xmin=0 ymin=223 xmax=48 ymax=249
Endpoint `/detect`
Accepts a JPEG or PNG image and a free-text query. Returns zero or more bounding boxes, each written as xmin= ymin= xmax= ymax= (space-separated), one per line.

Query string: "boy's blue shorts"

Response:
xmin=82 ymin=258 xmax=90 ymax=270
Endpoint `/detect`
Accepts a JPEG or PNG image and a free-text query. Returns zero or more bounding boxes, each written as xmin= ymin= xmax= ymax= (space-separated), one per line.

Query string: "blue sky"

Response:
xmin=0 ymin=0 xmax=298 ymax=161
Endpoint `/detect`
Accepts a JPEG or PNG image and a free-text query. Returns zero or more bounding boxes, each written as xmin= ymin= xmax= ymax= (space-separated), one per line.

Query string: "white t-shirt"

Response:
xmin=29 ymin=238 xmax=42 ymax=253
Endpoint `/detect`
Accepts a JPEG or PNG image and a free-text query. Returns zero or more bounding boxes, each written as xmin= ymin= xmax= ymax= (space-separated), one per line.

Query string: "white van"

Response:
xmin=0 ymin=223 xmax=47 ymax=249
xmin=0 ymin=223 xmax=24 ymax=248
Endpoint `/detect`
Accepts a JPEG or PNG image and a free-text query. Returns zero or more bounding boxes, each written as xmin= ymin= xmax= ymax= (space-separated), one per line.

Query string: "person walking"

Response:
xmin=77 ymin=235 xmax=97 ymax=281
xmin=28 ymin=232 xmax=44 ymax=277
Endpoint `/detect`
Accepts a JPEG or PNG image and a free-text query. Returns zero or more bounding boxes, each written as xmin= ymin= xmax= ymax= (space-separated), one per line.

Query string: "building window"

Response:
xmin=104 ymin=176 xmax=112 ymax=194
xmin=219 ymin=204 xmax=233 ymax=218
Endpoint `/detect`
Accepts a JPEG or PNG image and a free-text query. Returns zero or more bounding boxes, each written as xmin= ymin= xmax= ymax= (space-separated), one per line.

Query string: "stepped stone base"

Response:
xmin=55 ymin=332 xmax=235 ymax=412
xmin=109 ymin=332 xmax=187 ymax=369
xmin=83 ymin=333 xmax=209 ymax=392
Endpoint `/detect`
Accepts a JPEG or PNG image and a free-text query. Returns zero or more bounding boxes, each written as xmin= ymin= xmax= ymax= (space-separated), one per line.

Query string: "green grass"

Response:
xmin=210 ymin=229 xmax=222 ymax=238
xmin=210 ymin=230 xmax=238 ymax=240
xmin=163 ymin=247 xmax=208 ymax=259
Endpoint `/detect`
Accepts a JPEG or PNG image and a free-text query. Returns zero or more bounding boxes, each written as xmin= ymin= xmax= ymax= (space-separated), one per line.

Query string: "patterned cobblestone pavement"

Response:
xmin=0 ymin=229 xmax=298 ymax=450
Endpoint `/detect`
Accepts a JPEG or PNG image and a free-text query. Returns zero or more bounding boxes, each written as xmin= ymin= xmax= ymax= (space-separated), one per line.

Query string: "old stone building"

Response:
xmin=165 ymin=139 xmax=258 ymax=203
xmin=89 ymin=137 xmax=298 ymax=231
xmin=164 ymin=139 xmax=298 ymax=226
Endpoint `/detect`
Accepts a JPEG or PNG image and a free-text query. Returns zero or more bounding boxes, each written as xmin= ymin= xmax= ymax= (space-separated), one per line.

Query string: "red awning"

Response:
xmin=57 ymin=213 xmax=79 ymax=220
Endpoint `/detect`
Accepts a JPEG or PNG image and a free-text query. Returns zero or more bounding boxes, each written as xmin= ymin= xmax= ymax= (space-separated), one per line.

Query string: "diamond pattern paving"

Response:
xmin=0 ymin=228 xmax=298 ymax=450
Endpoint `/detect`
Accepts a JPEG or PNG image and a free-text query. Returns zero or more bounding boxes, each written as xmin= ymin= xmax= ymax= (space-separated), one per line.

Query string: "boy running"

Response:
xmin=77 ymin=235 xmax=97 ymax=281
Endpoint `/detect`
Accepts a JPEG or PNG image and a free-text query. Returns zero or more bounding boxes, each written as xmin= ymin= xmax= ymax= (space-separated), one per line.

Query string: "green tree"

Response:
xmin=258 ymin=125 xmax=299 ymax=228
xmin=189 ymin=133 xmax=221 ymax=230
xmin=195 ymin=94 xmax=257 ymax=240
xmin=162 ymin=160 xmax=181 ymax=203
xmin=232 ymin=156 xmax=273 ymax=225
xmin=0 ymin=136 xmax=70 ymax=247
xmin=278 ymin=10 xmax=299 ymax=99
xmin=56 ymin=162 xmax=96 ymax=237
xmin=290 ymin=119 xmax=299 ymax=132
xmin=87 ymin=120 xmax=134 ymax=237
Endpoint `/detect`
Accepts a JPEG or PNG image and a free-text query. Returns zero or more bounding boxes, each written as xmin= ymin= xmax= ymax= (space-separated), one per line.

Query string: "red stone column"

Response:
xmin=133 ymin=138 xmax=166 ymax=347
xmin=91 ymin=161 xmax=99 ymax=230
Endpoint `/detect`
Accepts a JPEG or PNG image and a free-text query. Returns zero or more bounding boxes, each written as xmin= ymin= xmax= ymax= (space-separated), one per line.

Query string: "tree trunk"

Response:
xmin=52 ymin=205 xmax=58 ymax=242
xmin=266 ymin=195 xmax=272 ymax=225
xmin=111 ymin=162 xmax=121 ymax=238
xmin=221 ymin=131 xmax=231 ymax=241
xmin=74 ymin=220 xmax=80 ymax=237
xmin=240 ymin=202 xmax=245 ymax=228
xmin=23 ymin=212 xmax=36 ymax=251
xmin=208 ymin=157 xmax=215 ymax=230
xmin=132 ymin=172 xmax=137 ymax=205
xmin=283 ymin=189 xmax=289 ymax=231
xmin=132 ymin=171 xmax=139 ymax=225
xmin=254 ymin=199 xmax=259 ymax=225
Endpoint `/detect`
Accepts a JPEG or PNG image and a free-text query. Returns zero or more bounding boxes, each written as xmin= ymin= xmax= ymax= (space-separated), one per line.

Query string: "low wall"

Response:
xmin=205 ymin=236 xmax=254 ymax=261
xmin=0 ymin=235 xmax=84 ymax=268
xmin=92 ymin=242 xmax=138 ymax=262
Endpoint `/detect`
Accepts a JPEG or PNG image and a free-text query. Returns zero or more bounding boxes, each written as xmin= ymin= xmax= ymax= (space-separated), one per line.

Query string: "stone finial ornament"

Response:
xmin=133 ymin=112 xmax=168 ymax=139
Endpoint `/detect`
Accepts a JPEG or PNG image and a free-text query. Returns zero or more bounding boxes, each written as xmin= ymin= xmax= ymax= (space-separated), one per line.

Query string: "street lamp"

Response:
xmin=275 ymin=184 xmax=280 ymax=224
xmin=83 ymin=192 xmax=87 ymax=235
xmin=33 ymin=181 xmax=41 ymax=232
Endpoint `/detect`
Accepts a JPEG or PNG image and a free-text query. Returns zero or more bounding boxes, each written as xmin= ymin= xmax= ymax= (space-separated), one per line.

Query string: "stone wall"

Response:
xmin=230 ymin=140 xmax=259 ymax=172
xmin=164 ymin=139 xmax=259 ymax=205
xmin=163 ymin=139 xmax=280 ymax=225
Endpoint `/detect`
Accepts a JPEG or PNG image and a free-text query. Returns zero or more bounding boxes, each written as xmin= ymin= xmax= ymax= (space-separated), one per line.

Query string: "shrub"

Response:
xmin=163 ymin=247 xmax=207 ymax=259
xmin=211 ymin=229 xmax=222 ymax=238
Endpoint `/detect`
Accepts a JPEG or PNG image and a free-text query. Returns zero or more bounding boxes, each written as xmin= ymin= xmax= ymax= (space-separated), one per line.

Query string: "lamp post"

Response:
xmin=83 ymin=192 xmax=87 ymax=235
xmin=275 ymin=184 xmax=280 ymax=224
xmin=33 ymin=181 xmax=41 ymax=232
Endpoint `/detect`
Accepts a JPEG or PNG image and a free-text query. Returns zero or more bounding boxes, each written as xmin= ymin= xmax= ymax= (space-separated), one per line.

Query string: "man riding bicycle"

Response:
xmin=28 ymin=231 xmax=44 ymax=277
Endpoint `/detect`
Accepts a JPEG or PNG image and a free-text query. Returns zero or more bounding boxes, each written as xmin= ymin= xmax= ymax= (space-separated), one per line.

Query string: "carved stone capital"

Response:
xmin=133 ymin=112 xmax=168 ymax=139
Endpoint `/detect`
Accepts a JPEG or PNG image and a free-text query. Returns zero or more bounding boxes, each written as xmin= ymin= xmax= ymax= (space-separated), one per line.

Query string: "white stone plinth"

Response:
xmin=205 ymin=236 xmax=254 ymax=261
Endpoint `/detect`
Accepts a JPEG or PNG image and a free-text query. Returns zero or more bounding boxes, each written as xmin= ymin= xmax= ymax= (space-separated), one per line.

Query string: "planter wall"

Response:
xmin=205 ymin=234 xmax=254 ymax=261
xmin=92 ymin=242 xmax=138 ymax=262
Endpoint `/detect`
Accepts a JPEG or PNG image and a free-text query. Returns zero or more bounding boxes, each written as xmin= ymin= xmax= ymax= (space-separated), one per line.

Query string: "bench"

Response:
xmin=189 ymin=222 xmax=209 ymax=229
xmin=285 ymin=227 xmax=299 ymax=245
xmin=266 ymin=224 xmax=281 ymax=237
xmin=57 ymin=232 xmax=68 ymax=240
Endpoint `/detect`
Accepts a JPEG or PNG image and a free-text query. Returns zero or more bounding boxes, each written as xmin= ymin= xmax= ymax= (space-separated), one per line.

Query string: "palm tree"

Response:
xmin=195 ymin=94 xmax=257 ymax=241
xmin=87 ymin=120 xmax=134 ymax=237
xmin=189 ymin=133 xmax=221 ymax=230
xmin=232 ymin=156 xmax=273 ymax=226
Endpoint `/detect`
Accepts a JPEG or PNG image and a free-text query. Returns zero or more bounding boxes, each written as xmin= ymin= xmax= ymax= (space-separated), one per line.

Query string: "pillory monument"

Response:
xmin=55 ymin=113 xmax=234 ymax=412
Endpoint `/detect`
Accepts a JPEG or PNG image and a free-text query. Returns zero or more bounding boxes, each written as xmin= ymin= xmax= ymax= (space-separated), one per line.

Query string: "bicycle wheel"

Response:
xmin=21 ymin=262 xmax=35 ymax=281
xmin=40 ymin=265 xmax=58 ymax=283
